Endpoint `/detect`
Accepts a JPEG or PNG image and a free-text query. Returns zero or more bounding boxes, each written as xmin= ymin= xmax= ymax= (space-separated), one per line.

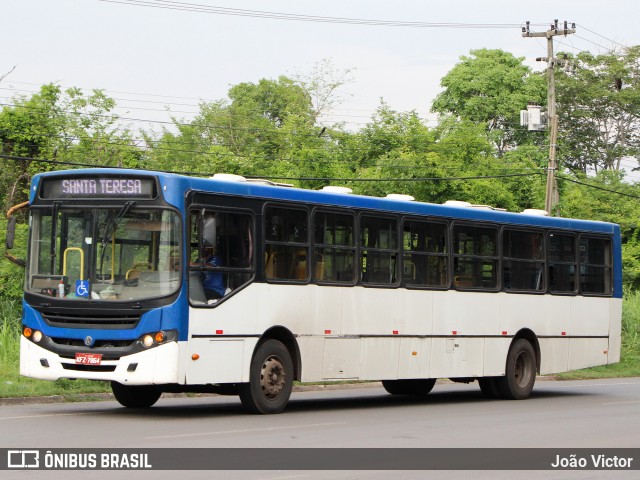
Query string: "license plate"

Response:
xmin=75 ymin=353 xmax=103 ymax=365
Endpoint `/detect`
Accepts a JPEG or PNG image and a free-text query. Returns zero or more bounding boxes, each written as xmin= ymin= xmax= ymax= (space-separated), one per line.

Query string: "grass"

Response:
xmin=0 ymin=298 xmax=110 ymax=398
xmin=1 ymin=291 xmax=639 ymax=398
xmin=556 ymin=289 xmax=640 ymax=380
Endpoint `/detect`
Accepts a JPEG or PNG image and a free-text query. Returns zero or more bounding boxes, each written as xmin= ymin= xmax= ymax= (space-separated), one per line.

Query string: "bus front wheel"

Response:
xmin=239 ymin=339 xmax=293 ymax=414
xmin=111 ymin=382 xmax=162 ymax=408
xmin=497 ymin=339 xmax=537 ymax=400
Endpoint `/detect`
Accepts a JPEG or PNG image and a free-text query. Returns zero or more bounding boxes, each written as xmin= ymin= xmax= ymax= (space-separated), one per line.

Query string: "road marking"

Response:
xmin=0 ymin=411 xmax=95 ymax=421
xmin=601 ymin=400 xmax=640 ymax=405
xmin=541 ymin=381 xmax=640 ymax=389
xmin=259 ymin=476 xmax=308 ymax=480
xmin=146 ymin=421 xmax=347 ymax=440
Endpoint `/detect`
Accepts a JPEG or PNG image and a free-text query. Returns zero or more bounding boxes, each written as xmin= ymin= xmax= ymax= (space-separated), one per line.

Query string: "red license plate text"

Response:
xmin=75 ymin=353 xmax=103 ymax=365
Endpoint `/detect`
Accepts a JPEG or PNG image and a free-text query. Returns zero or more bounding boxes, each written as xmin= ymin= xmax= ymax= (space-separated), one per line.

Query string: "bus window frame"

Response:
xmin=187 ymin=204 xmax=256 ymax=308
xmin=547 ymin=230 xmax=578 ymax=296
xmin=311 ymin=207 xmax=358 ymax=287
xmin=577 ymin=233 xmax=614 ymax=297
xmin=263 ymin=203 xmax=311 ymax=285
xmin=401 ymin=216 xmax=451 ymax=291
xmin=359 ymin=212 xmax=401 ymax=288
xmin=501 ymin=226 xmax=546 ymax=295
xmin=451 ymin=221 xmax=501 ymax=292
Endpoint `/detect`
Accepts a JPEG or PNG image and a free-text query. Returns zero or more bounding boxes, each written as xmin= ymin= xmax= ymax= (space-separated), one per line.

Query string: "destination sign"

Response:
xmin=40 ymin=177 xmax=156 ymax=199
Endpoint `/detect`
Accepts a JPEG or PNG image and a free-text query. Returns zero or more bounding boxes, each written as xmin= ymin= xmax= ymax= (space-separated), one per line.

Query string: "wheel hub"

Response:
xmin=260 ymin=355 xmax=285 ymax=399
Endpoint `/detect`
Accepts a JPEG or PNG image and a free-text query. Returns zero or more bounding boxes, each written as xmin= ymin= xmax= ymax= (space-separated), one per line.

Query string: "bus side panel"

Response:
xmin=322 ymin=338 xmax=361 ymax=379
xmin=568 ymin=338 xmax=610 ymax=371
xmin=297 ymin=336 xmax=324 ymax=382
xmin=360 ymin=338 xmax=400 ymax=380
xmin=428 ymin=337 xmax=484 ymax=378
xmin=483 ymin=337 xmax=510 ymax=376
xmin=433 ymin=291 xmax=500 ymax=336
xmin=397 ymin=337 xmax=432 ymax=379
xmin=185 ymin=337 xmax=255 ymax=384
xmin=341 ymin=287 xmax=401 ymax=336
xmin=539 ymin=338 xmax=569 ymax=374
xmin=569 ymin=297 xmax=612 ymax=336
xmin=608 ymin=298 xmax=622 ymax=364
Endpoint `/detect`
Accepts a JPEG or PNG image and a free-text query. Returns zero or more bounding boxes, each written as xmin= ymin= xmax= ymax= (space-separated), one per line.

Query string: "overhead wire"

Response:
xmin=0 ymin=153 xmax=545 ymax=181
xmin=97 ymin=0 xmax=526 ymax=29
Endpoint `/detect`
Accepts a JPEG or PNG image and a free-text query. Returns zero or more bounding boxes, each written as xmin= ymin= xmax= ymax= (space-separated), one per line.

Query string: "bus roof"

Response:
xmin=31 ymin=168 xmax=619 ymax=235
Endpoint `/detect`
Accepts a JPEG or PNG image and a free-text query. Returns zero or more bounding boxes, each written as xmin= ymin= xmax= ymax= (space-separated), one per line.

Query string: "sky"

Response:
xmin=2 ymin=0 xmax=639 ymax=133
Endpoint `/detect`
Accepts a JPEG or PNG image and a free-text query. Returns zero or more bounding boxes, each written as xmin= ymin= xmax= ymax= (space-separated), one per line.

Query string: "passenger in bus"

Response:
xmin=202 ymin=247 xmax=225 ymax=300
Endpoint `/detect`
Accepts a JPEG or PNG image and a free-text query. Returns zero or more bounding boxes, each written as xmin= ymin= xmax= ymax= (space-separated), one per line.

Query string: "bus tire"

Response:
xmin=382 ymin=379 xmax=436 ymax=396
xmin=239 ymin=339 xmax=293 ymax=414
xmin=111 ymin=382 xmax=162 ymax=408
xmin=497 ymin=339 xmax=537 ymax=400
xmin=478 ymin=377 xmax=502 ymax=399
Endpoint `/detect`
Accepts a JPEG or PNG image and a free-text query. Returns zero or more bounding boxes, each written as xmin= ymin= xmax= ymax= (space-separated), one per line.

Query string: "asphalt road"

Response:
xmin=1 ymin=377 xmax=639 ymax=480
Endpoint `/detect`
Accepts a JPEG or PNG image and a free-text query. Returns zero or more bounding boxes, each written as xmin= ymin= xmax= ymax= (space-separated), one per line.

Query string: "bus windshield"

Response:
xmin=26 ymin=206 xmax=181 ymax=302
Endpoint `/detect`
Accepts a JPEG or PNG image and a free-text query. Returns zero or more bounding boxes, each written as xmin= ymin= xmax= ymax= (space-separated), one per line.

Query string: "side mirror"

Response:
xmin=5 ymin=201 xmax=28 ymax=268
xmin=6 ymin=216 xmax=16 ymax=250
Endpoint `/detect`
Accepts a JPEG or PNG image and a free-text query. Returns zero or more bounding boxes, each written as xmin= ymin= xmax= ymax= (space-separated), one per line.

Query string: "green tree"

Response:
xmin=144 ymin=74 xmax=353 ymax=185
xmin=559 ymin=171 xmax=640 ymax=288
xmin=432 ymin=49 xmax=546 ymax=155
xmin=0 ymin=85 xmax=141 ymax=208
xmin=556 ymin=46 xmax=640 ymax=173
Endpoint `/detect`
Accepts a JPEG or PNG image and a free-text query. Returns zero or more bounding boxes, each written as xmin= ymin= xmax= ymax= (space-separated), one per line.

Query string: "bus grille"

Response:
xmin=62 ymin=363 xmax=117 ymax=373
xmin=41 ymin=311 xmax=141 ymax=330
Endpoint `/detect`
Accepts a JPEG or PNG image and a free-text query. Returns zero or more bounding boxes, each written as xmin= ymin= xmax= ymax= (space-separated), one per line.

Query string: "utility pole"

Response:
xmin=522 ymin=20 xmax=575 ymax=216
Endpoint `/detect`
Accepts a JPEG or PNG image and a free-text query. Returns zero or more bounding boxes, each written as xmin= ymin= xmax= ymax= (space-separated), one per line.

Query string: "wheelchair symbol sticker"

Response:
xmin=75 ymin=280 xmax=90 ymax=298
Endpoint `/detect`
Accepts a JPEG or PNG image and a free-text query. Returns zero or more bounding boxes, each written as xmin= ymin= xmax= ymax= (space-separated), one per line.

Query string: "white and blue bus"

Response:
xmin=10 ymin=168 xmax=622 ymax=413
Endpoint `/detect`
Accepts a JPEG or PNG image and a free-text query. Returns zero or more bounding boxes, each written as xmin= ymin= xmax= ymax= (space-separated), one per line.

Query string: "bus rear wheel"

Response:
xmin=382 ymin=379 xmax=436 ymax=396
xmin=111 ymin=382 xmax=162 ymax=408
xmin=478 ymin=377 xmax=502 ymax=399
xmin=239 ymin=339 xmax=293 ymax=414
xmin=497 ymin=339 xmax=537 ymax=400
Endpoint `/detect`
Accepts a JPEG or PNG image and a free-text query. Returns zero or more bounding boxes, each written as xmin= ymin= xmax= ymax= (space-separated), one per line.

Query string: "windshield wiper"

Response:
xmin=98 ymin=201 xmax=136 ymax=275
xmin=49 ymin=202 xmax=60 ymax=274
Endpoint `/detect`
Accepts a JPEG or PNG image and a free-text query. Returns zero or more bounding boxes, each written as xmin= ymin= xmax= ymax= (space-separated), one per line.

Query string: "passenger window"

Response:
xmin=361 ymin=216 xmax=398 ymax=285
xmin=188 ymin=209 xmax=254 ymax=305
xmin=264 ymin=207 xmax=309 ymax=281
xmin=453 ymin=224 xmax=498 ymax=290
xmin=503 ymin=229 xmax=544 ymax=292
xmin=402 ymin=220 xmax=448 ymax=288
xmin=314 ymin=212 xmax=356 ymax=283
xmin=548 ymin=232 xmax=577 ymax=293
xmin=579 ymin=236 xmax=612 ymax=295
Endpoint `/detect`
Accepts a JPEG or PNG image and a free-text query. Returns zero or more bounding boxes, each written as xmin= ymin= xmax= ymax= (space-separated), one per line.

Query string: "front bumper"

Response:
xmin=20 ymin=336 xmax=180 ymax=385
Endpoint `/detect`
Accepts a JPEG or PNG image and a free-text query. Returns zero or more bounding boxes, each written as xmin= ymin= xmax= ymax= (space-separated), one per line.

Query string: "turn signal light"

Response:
xmin=154 ymin=331 xmax=165 ymax=343
xmin=23 ymin=327 xmax=33 ymax=338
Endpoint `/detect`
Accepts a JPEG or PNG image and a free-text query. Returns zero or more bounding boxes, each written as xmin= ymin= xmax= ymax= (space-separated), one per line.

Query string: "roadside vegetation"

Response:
xmin=0 ymin=298 xmax=110 ymax=398
xmin=1 ymin=291 xmax=639 ymax=398
xmin=557 ymin=290 xmax=640 ymax=380
xmin=1 ymin=47 xmax=640 ymax=397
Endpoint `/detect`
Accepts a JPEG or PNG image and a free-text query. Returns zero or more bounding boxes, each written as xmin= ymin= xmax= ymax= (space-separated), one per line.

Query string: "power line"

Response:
xmin=0 ymin=153 xmax=545 ymax=182
xmin=4 ymin=154 xmax=638 ymax=200
xmin=557 ymin=175 xmax=640 ymax=200
xmin=576 ymin=24 xmax=628 ymax=50
xmin=98 ymin=0 xmax=525 ymax=29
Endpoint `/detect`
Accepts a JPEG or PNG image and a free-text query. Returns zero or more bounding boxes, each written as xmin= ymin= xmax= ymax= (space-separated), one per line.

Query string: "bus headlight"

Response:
xmin=139 ymin=330 xmax=177 ymax=349
xmin=32 ymin=330 xmax=43 ymax=343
